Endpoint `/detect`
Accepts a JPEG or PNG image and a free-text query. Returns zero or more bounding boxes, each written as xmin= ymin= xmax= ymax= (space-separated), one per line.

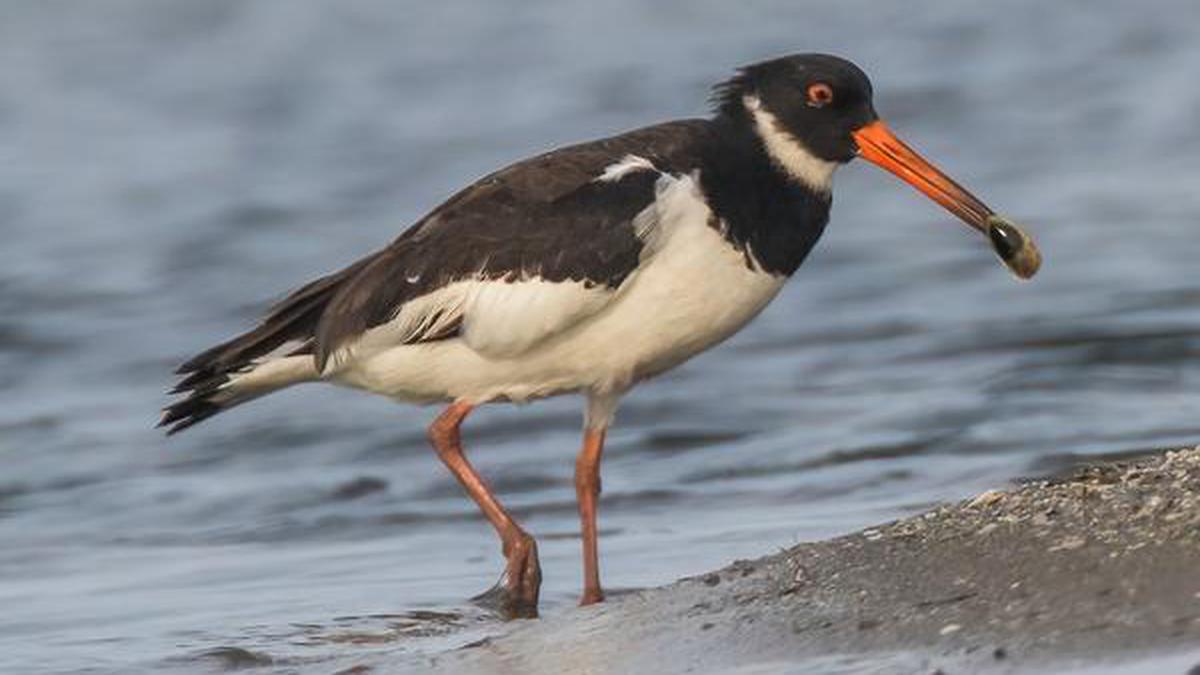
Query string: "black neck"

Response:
xmin=697 ymin=110 xmax=832 ymax=276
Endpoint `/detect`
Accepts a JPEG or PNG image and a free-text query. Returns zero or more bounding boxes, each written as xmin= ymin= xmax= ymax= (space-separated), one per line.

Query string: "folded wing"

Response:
xmin=314 ymin=119 xmax=713 ymax=369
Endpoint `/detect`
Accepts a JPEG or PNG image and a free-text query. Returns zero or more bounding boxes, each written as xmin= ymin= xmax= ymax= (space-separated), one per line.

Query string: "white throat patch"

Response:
xmin=743 ymin=95 xmax=837 ymax=192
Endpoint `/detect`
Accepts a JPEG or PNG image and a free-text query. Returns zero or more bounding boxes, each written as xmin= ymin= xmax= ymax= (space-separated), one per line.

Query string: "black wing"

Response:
xmin=312 ymin=119 xmax=714 ymax=369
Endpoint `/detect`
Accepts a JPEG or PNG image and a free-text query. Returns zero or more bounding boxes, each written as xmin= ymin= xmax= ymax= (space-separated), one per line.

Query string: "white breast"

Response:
xmin=571 ymin=171 xmax=786 ymax=385
xmin=334 ymin=172 xmax=786 ymax=407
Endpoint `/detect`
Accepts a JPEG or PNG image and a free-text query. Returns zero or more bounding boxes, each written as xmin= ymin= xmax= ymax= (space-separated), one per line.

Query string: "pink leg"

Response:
xmin=575 ymin=427 xmax=607 ymax=605
xmin=428 ymin=402 xmax=541 ymax=618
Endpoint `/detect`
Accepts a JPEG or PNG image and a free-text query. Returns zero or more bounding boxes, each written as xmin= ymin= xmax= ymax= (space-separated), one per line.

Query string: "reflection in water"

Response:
xmin=1 ymin=1 xmax=1199 ymax=673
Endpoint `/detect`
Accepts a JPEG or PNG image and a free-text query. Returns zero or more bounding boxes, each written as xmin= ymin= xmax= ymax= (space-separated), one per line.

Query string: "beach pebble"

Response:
xmin=969 ymin=490 xmax=1006 ymax=509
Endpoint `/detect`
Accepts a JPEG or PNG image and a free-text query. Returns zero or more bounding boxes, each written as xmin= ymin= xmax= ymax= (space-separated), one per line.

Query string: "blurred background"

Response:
xmin=2 ymin=0 xmax=1199 ymax=672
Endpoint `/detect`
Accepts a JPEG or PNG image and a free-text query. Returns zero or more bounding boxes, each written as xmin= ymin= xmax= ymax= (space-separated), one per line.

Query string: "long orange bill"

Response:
xmin=852 ymin=120 xmax=994 ymax=233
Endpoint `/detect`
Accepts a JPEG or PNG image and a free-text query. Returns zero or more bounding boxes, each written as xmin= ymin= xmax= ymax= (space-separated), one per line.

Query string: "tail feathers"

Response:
xmin=159 ymin=356 xmax=319 ymax=434
xmin=162 ymin=254 xmax=378 ymax=435
xmin=176 ymin=263 xmax=363 ymax=377
xmin=158 ymin=388 xmax=224 ymax=435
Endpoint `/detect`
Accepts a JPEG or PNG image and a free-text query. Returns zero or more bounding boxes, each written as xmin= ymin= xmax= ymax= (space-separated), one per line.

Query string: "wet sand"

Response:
xmin=432 ymin=447 xmax=1200 ymax=674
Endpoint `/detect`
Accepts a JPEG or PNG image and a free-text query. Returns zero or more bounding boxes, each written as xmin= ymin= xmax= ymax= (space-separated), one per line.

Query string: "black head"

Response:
xmin=714 ymin=53 xmax=1015 ymax=247
xmin=714 ymin=53 xmax=878 ymax=163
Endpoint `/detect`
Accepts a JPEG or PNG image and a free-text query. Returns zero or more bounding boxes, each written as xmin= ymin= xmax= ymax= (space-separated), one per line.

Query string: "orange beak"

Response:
xmin=852 ymin=120 xmax=993 ymax=233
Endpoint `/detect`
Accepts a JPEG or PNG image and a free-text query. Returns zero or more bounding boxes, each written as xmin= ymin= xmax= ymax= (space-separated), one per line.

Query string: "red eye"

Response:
xmin=806 ymin=82 xmax=834 ymax=107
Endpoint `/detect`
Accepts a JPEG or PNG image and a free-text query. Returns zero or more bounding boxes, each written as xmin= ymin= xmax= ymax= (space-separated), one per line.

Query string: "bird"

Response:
xmin=162 ymin=53 xmax=1022 ymax=619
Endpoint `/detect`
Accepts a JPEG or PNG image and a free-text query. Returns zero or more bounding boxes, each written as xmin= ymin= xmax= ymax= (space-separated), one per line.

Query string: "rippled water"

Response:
xmin=2 ymin=1 xmax=1199 ymax=673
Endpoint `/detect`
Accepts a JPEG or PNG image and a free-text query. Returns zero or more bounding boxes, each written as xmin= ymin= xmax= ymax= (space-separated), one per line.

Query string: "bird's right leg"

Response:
xmin=427 ymin=402 xmax=541 ymax=619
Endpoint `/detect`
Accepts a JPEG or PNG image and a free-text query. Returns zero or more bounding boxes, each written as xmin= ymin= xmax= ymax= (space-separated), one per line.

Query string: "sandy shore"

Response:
xmin=428 ymin=447 xmax=1200 ymax=674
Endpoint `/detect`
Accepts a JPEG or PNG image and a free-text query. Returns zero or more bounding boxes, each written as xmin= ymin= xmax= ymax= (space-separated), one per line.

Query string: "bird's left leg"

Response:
xmin=576 ymin=392 xmax=618 ymax=606
xmin=575 ymin=425 xmax=607 ymax=605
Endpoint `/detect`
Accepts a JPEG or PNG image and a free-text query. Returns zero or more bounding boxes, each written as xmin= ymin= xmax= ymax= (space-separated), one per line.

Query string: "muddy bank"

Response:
xmin=431 ymin=447 xmax=1200 ymax=674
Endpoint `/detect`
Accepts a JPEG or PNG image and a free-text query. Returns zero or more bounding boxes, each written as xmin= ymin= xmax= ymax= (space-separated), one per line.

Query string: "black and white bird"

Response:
xmin=163 ymin=53 xmax=1029 ymax=618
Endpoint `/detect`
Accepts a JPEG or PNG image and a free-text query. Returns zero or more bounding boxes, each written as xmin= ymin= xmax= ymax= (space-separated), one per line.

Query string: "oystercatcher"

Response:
xmin=162 ymin=53 xmax=1037 ymax=618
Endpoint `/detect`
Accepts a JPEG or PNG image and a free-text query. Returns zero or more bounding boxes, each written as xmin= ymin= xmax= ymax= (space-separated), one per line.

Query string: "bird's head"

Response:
xmin=714 ymin=53 xmax=1039 ymax=278
xmin=714 ymin=53 xmax=877 ymax=167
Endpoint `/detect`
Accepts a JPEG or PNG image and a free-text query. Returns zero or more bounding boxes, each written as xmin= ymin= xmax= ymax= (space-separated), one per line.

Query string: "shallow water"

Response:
xmin=1 ymin=1 xmax=1199 ymax=673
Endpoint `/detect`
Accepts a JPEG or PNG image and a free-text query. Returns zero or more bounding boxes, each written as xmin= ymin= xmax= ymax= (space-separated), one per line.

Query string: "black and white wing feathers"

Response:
xmin=313 ymin=119 xmax=713 ymax=369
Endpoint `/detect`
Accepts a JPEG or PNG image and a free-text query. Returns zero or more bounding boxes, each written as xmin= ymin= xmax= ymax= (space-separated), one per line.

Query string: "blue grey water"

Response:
xmin=1 ymin=1 xmax=1198 ymax=673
